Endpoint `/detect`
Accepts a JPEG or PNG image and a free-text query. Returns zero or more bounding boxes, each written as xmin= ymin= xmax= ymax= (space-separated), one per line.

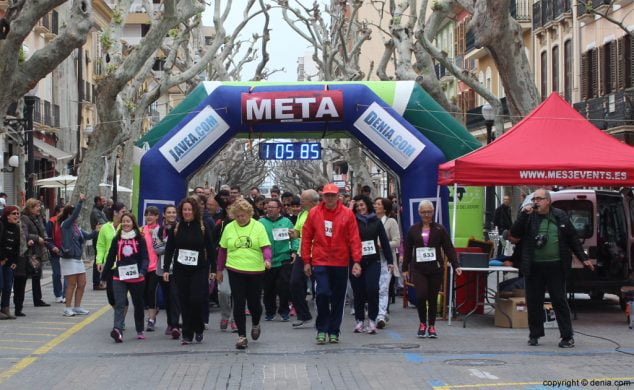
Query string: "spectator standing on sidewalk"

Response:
xmin=46 ymin=205 xmax=67 ymax=303
xmin=59 ymin=194 xmax=99 ymax=317
xmin=0 ymin=206 xmax=22 ymax=319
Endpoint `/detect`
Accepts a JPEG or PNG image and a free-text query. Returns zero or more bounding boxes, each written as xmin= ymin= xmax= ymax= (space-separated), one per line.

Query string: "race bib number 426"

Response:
xmin=118 ymin=264 xmax=139 ymax=281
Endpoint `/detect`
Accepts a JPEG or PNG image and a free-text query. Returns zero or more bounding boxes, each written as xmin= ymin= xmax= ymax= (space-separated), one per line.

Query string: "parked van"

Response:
xmin=549 ymin=189 xmax=633 ymax=308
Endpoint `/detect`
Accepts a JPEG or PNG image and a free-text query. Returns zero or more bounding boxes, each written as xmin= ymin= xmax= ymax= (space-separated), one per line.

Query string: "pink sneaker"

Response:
xmin=137 ymin=332 xmax=145 ymax=340
xmin=230 ymin=321 xmax=238 ymax=333
xmin=220 ymin=319 xmax=229 ymax=331
xmin=290 ymin=307 xmax=297 ymax=317
xmin=171 ymin=327 xmax=181 ymax=340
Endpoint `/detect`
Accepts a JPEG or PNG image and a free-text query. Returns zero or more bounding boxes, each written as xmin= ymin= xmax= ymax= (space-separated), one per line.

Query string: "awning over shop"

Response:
xmin=33 ymin=138 xmax=73 ymax=161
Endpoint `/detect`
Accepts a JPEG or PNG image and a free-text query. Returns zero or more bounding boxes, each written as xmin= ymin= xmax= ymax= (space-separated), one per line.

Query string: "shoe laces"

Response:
xmin=419 ymin=323 xmax=427 ymax=331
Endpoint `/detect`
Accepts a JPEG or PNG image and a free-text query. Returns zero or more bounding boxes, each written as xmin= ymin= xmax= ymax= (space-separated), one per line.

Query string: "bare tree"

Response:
xmin=578 ymin=0 xmax=633 ymax=38
xmin=277 ymin=0 xmax=372 ymax=81
xmin=0 ymin=0 xmax=93 ymax=123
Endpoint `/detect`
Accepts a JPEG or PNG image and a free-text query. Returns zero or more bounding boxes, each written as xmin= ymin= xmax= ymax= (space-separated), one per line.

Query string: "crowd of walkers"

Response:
xmin=0 ymin=183 xmax=465 ymax=349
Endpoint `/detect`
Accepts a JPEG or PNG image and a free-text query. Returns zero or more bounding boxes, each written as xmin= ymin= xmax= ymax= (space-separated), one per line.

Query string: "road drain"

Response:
xmin=443 ymin=359 xmax=506 ymax=366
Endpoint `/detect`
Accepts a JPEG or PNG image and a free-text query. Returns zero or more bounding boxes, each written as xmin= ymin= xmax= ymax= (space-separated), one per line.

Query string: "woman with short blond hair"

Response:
xmin=217 ymin=199 xmax=272 ymax=349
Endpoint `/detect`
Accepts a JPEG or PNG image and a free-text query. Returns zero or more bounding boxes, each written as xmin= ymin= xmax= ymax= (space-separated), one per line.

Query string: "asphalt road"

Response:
xmin=0 ymin=268 xmax=633 ymax=389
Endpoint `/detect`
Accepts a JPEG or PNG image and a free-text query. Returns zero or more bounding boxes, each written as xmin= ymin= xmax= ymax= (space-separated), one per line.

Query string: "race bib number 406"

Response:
xmin=177 ymin=249 xmax=199 ymax=266
xmin=416 ymin=247 xmax=436 ymax=262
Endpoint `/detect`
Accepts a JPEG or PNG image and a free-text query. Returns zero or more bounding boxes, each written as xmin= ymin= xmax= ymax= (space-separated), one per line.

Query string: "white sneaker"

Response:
xmin=55 ymin=297 xmax=65 ymax=303
xmin=73 ymin=307 xmax=90 ymax=315
xmin=63 ymin=308 xmax=75 ymax=317
xmin=353 ymin=321 xmax=364 ymax=333
xmin=367 ymin=320 xmax=377 ymax=334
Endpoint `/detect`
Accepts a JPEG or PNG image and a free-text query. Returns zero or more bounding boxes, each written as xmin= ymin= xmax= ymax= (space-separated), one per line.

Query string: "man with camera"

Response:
xmin=511 ymin=188 xmax=594 ymax=348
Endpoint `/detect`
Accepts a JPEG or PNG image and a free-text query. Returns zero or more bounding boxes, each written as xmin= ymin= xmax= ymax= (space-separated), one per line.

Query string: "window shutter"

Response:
xmin=591 ymin=48 xmax=599 ymax=98
xmin=617 ymin=37 xmax=625 ymax=90
xmin=580 ymin=52 xmax=588 ymax=100
xmin=609 ymin=41 xmax=617 ymax=93
xmin=623 ymin=34 xmax=634 ymax=88
xmin=598 ymin=46 xmax=606 ymax=96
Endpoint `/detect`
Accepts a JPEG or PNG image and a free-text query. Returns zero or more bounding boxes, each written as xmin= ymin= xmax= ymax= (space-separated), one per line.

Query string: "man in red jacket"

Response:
xmin=302 ymin=183 xmax=362 ymax=344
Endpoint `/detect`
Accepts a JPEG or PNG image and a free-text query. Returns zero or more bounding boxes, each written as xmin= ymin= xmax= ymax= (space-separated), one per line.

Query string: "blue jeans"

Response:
xmin=1 ymin=265 xmax=14 ymax=309
xmin=313 ymin=265 xmax=348 ymax=336
xmin=50 ymin=256 xmax=67 ymax=298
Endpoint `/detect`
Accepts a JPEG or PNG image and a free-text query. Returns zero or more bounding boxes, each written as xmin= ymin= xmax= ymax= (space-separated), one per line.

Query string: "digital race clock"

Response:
xmin=258 ymin=142 xmax=321 ymax=160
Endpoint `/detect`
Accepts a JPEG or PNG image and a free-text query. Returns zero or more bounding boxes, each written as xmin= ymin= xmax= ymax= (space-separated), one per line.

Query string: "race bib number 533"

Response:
xmin=416 ymin=247 xmax=436 ymax=262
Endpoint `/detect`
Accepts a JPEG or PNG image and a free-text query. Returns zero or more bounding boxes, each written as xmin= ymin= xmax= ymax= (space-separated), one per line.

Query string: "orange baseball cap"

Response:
xmin=322 ymin=183 xmax=339 ymax=194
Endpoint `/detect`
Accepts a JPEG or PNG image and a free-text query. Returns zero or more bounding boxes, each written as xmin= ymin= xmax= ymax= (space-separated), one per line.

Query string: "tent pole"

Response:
xmin=435 ymin=185 xmax=441 ymax=222
xmin=448 ymin=183 xmax=458 ymax=325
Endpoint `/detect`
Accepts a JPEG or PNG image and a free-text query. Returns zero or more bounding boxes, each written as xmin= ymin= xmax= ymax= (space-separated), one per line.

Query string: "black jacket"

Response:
xmin=163 ymin=220 xmax=215 ymax=273
xmin=510 ymin=207 xmax=587 ymax=278
xmin=0 ymin=220 xmax=21 ymax=267
xmin=493 ymin=204 xmax=513 ymax=231
xmin=403 ymin=222 xmax=459 ymax=275
xmin=102 ymin=233 xmax=149 ymax=281
xmin=356 ymin=213 xmax=393 ymax=264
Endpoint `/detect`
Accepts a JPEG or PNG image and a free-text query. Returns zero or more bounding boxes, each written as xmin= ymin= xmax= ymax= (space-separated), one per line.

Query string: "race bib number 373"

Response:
xmin=177 ymin=249 xmax=199 ymax=266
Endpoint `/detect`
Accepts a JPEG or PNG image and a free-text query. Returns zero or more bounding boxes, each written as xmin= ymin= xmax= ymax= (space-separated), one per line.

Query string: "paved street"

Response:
xmin=0 ymin=267 xmax=633 ymax=390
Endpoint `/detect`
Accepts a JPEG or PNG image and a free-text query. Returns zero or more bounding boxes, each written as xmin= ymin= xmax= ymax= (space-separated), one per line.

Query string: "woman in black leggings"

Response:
xmin=402 ymin=201 xmax=462 ymax=338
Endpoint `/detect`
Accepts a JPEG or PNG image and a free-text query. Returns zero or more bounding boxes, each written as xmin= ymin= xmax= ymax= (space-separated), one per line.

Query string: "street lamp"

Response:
xmin=482 ymin=103 xmax=496 ymax=233
xmin=1 ymin=155 xmax=19 ymax=172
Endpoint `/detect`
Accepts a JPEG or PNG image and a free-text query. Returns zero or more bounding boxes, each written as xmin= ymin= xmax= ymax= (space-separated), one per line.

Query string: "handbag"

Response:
xmin=26 ymin=255 xmax=42 ymax=278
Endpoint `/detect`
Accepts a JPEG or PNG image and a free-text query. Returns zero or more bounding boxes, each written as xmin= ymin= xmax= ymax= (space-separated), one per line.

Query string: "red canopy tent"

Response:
xmin=438 ymin=93 xmax=634 ymax=186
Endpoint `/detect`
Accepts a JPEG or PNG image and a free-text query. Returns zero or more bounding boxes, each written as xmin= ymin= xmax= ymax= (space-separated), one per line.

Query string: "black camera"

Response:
xmin=535 ymin=233 xmax=548 ymax=248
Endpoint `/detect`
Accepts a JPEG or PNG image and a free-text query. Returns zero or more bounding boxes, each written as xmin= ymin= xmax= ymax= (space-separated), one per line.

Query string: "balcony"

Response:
xmin=465 ymin=98 xmax=510 ymax=130
xmin=464 ymin=30 xmax=488 ymax=60
xmin=534 ymin=0 xmax=573 ymax=30
xmin=573 ymin=90 xmax=634 ymax=130
xmin=31 ymin=98 xmax=60 ymax=132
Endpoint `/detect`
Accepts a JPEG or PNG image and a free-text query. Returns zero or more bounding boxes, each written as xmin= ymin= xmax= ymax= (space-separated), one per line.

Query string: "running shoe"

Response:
xmin=265 ymin=314 xmax=275 ymax=321
xmin=427 ymin=326 xmax=437 ymax=338
xmin=417 ymin=323 xmax=427 ymax=338
xmin=230 ymin=321 xmax=238 ymax=333
xmin=181 ymin=337 xmax=192 ymax=345
xmin=316 ymin=332 xmax=327 ymax=345
xmin=171 ymin=327 xmax=181 ymax=340
xmin=55 ymin=296 xmax=65 ymax=303
xmin=220 ymin=319 xmax=229 ymax=331
xmin=376 ymin=317 xmax=386 ymax=329
xmin=353 ymin=321 xmax=364 ymax=333
xmin=111 ymin=328 xmax=123 ymax=343
xmin=290 ymin=307 xmax=297 ymax=317
xmin=195 ymin=332 xmax=204 ymax=343
xmin=328 ymin=334 xmax=339 ymax=343
xmin=236 ymin=336 xmax=248 ymax=349
xmin=73 ymin=307 xmax=90 ymax=315
xmin=137 ymin=332 xmax=145 ymax=340
xmin=251 ymin=324 xmax=261 ymax=340
xmin=280 ymin=313 xmax=290 ymax=322
xmin=366 ymin=320 xmax=377 ymax=334
xmin=292 ymin=319 xmax=312 ymax=329
xmin=165 ymin=326 xmax=172 ymax=336
xmin=558 ymin=338 xmax=574 ymax=348
xmin=146 ymin=319 xmax=155 ymax=332
xmin=63 ymin=308 xmax=75 ymax=317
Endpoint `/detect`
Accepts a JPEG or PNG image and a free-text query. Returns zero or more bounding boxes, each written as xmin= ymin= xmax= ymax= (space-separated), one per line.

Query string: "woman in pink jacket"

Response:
xmin=141 ymin=206 xmax=161 ymax=331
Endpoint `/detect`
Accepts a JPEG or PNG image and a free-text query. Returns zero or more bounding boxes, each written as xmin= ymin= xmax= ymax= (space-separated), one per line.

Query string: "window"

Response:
xmin=601 ymin=41 xmax=615 ymax=95
xmin=564 ymin=40 xmax=572 ymax=102
xmin=552 ymin=200 xmax=593 ymax=239
xmin=552 ymin=45 xmax=559 ymax=93
xmin=541 ymin=51 xmax=548 ymax=101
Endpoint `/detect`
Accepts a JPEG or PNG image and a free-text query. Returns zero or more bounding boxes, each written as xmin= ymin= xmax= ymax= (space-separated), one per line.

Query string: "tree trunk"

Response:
xmin=470 ymin=0 xmax=539 ymax=118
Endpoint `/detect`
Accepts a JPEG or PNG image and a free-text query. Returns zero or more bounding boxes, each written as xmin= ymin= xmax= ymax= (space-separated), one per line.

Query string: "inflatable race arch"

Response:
xmin=133 ymin=81 xmax=480 ymax=231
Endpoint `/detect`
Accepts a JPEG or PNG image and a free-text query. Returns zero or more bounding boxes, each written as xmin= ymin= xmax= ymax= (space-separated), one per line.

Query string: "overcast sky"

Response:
xmin=202 ymin=2 xmax=312 ymax=81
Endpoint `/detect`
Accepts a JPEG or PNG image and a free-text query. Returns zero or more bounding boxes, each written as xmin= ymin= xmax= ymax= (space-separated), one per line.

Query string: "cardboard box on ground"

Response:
xmin=494 ymin=296 xmax=557 ymax=329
